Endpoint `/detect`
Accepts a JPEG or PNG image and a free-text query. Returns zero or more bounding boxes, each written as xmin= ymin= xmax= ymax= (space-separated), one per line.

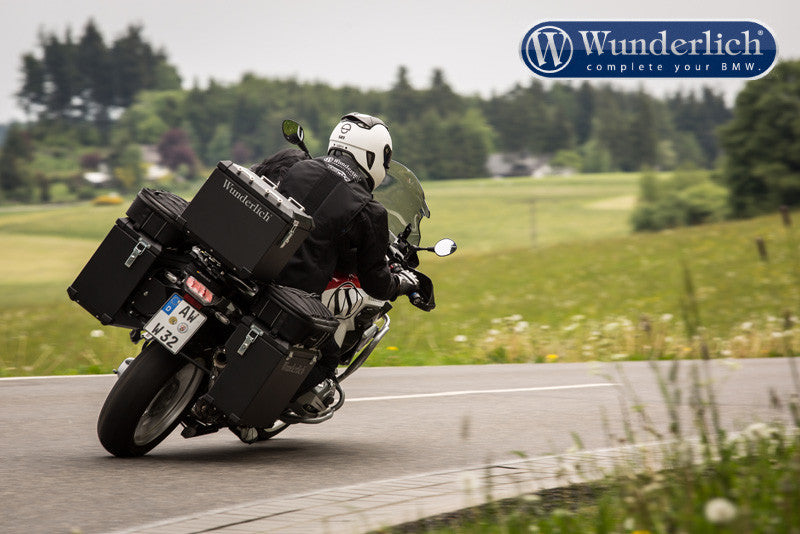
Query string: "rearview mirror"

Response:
xmin=433 ymin=238 xmax=457 ymax=257
xmin=282 ymin=119 xmax=304 ymax=144
xmin=282 ymin=119 xmax=310 ymax=158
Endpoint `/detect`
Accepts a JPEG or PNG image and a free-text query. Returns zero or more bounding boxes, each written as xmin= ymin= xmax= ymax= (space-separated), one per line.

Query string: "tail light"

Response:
xmin=184 ymin=275 xmax=214 ymax=306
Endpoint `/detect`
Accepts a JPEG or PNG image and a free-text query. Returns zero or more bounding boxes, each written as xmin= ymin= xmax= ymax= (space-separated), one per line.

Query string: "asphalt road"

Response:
xmin=1 ymin=359 xmax=797 ymax=533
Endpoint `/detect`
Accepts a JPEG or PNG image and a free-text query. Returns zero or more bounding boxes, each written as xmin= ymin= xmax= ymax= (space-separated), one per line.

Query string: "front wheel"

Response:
xmin=97 ymin=342 xmax=205 ymax=457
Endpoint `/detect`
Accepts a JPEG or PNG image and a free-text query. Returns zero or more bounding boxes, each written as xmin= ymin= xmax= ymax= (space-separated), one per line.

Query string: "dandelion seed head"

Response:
xmin=704 ymin=497 xmax=737 ymax=524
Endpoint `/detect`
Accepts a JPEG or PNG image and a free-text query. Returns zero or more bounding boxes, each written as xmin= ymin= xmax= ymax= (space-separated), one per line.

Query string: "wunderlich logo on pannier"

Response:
xmin=520 ymin=20 xmax=777 ymax=79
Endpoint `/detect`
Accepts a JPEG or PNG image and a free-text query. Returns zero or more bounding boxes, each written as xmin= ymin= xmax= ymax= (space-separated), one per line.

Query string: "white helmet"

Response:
xmin=328 ymin=112 xmax=392 ymax=189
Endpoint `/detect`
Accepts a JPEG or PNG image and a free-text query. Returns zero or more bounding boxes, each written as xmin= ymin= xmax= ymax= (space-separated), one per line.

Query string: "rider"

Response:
xmin=274 ymin=113 xmax=420 ymax=403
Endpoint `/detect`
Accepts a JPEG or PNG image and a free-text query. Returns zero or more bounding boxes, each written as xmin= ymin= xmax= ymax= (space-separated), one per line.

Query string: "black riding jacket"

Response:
xmin=275 ymin=153 xmax=399 ymax=300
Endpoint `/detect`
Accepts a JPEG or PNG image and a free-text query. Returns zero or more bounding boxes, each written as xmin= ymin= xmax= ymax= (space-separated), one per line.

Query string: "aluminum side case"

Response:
xmin=181 ymin=161 xmax=313 ymax=281
xmin=204 ymin=317 xmax=317 ymax=427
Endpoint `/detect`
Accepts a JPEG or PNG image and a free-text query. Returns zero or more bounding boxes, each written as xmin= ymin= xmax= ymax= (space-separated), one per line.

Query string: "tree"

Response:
xmin=719 ymin=60 xmax=800 ymax=217
xmin=157 ymin=128 xmax=199 ymax=175
xmin=0 ymin=126 xmax=34 ymax=200
xmin=16 ymin=21 xmax=181 ymax=128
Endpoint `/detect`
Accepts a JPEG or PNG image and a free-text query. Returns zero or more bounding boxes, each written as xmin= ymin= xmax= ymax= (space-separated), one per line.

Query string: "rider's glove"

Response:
xmin=393 ymin=269 xmax=420 ymax=297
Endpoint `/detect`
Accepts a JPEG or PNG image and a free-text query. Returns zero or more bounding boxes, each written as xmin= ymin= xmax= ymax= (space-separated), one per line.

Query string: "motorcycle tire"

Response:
xmin=97 ymin=342 xmax=205 ymax=457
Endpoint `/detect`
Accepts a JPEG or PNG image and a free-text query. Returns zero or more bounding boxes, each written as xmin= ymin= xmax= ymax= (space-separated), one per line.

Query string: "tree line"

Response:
xmin=2 ymin=19 xmax=797 ymax=230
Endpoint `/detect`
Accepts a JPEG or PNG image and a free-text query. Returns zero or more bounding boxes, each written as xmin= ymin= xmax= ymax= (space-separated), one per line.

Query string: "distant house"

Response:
xmin=81 ymin=146 xmax=172 ymax=186
xmin=486 ymin=152 xmax=576 ymax=178
xmin=82 ymin=163 xmax=111 ymax=185
xmin=486 ymin=153 xmax=550 ymax=178
xmin=141 ymin=145 xmax=171 ymax=181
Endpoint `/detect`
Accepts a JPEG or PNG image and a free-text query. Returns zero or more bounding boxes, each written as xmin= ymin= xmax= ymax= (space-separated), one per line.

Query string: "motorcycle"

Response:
xmin=70 ymin=120 xmax=456 ymax=457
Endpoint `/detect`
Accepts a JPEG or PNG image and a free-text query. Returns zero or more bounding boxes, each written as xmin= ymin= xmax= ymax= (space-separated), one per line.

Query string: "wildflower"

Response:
xmin=743 ymin=422 xmax=778 ymax=440
xmin=660 ymin=313 xmax=673 ymax=322
xmin=513 ymin=321 xmax=529 ymax=333
xmin=563 ymin=323 xmax=579 ymax=332
xmin=704 ymin=497 xmax=737 ymax=524
xmin=453 ymin=335 xmax=468 ymax=343
xmin=546 ymin=354 xmax=559 ymax=362
xmin=386 ymin=346 xmax=399 ymax=351
xmin=491 ymin=318 xmax=502 ymax=324
xmin=740 ymin=321 xmax=754 ymax=331
xmin=507 ymin=314 xmax=523 ymax=322
xmin=90 ymin=330 xmax=105 ymax=338
xmin=487 ymin=329 xmax=500 ymax=336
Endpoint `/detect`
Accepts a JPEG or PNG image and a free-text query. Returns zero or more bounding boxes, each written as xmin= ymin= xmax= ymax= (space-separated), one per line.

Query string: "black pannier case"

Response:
xmin=180 ymin=161 xmax=314 ymax=281
xmin=204 ymin=317 xmax=318 ymax=427
xmin=67 ymin=218 xmax=162 ymax=328
xmin=251 ymin=283 xmax=339 ymax=349
xmin=126 ymin=188 xmax=189 ymax=247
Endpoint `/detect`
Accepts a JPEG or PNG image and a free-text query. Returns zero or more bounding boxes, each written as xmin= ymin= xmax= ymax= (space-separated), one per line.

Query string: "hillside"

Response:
xmin=0 ymin=173 xmax=795 ymax=375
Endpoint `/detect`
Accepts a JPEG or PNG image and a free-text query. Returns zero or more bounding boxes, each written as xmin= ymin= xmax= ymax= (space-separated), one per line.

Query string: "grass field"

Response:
xmin=1 ymin=171 xmax=798 ymax=376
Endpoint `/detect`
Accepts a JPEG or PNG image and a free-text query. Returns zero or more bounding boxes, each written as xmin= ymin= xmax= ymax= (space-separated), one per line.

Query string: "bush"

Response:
xmin=631 ymin=168 xmax=730 ymax=231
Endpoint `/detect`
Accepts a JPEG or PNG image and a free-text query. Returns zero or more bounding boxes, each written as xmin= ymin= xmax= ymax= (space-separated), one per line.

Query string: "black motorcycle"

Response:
xmin=68 ymin=120 xmax=456 ymax=457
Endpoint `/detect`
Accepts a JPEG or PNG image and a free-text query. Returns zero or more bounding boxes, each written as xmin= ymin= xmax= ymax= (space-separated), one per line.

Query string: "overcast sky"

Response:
xmin=0 ymin=0 xmax=797 ymax=123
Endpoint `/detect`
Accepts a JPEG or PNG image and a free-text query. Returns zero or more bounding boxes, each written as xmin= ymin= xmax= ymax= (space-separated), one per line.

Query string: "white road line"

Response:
xmin=0 ymin=374 xmax=114 ymax=381
xmin=347 ymin=383 xmax=616 ymax=402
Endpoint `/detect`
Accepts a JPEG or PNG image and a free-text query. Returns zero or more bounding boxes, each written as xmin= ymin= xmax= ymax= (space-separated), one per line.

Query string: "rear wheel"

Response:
xmin=97 ymin=342 xmax=204 ymax=457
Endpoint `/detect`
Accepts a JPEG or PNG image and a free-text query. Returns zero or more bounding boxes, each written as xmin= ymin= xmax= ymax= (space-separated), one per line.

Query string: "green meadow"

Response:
xmin=0 ymin=172 xmax=797 ymax=376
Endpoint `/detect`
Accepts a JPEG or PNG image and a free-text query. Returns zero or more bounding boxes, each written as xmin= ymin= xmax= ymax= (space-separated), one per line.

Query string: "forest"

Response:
xmin=1 ymin=19 xmax=798 ymax=229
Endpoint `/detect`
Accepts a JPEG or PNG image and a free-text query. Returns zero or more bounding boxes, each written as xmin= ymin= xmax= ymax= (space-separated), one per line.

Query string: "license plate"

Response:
xmin=144 ymin=294 xmax=207 ymax=354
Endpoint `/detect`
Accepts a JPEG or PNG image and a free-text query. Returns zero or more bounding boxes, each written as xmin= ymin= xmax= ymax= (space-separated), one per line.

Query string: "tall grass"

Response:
xmin=378 ymin=207 xmax=800 ymax=534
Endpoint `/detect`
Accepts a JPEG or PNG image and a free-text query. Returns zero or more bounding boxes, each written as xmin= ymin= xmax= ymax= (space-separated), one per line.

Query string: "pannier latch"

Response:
xmin=125 ymin=238 xmax=151 ymax=268
xmin=279 ymin=220 xmax=300 ymax=248
xmin=238 ymin=324 xmax=265 ymax=356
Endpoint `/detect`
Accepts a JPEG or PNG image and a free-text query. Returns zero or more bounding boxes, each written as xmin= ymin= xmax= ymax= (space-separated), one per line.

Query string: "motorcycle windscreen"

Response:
xmin=374 ymin=161 xmax=430 ymax=247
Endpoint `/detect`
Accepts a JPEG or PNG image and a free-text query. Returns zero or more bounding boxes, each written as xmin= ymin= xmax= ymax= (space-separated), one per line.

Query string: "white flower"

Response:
xmin=487 ymin=329 xmax=501 ymax=336
xmin=660 ymin=313 xmax=674 ymax=322
xmin=90 ymin=330 xmax=105 ymax=338
xmin=453 ymin=335 xmax=468 ymax=343
xmin=704 ymin=497 xmax=737 ymax=524
xmin=507 ymin=314 xmax=523 ymax=322
xmin=740 ymin=321 xmax=754 ymax=331
xmin=513 ymin=321 xmax=529 ymax=333
xmin=743 ymin=422 xmax=779 ymax=441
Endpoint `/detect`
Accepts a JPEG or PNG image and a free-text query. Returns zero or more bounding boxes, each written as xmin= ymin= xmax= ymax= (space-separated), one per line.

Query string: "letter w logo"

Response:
xmin=326 ymin=282 xmax=364 ymax=318
xmin=523 ymin=25 xmax=573 ymax=74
